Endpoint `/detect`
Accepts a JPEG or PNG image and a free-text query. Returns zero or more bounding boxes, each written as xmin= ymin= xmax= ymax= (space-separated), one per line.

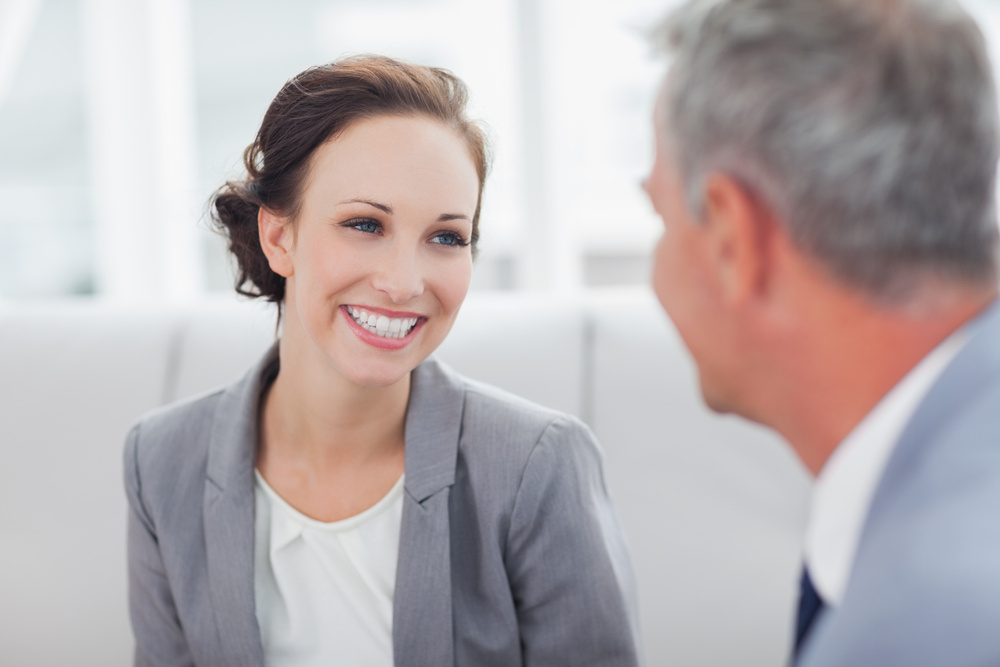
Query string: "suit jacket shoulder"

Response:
xmin=801 ymin=301 xmax=1000 ymax=667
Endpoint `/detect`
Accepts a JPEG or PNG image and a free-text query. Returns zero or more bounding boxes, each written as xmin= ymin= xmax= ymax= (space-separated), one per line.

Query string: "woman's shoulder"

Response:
xmin=417 ymin=357 xmax=600 ymax=462
xmin=461 ymin=375 xmax=575 ymax=432
xmin=128 ymin=386 xmax=227 ymax=452
xmin=124 ymin=386 xmax=230 ymax=497
xmin=125 ymin=347 xmax=275 ymax=482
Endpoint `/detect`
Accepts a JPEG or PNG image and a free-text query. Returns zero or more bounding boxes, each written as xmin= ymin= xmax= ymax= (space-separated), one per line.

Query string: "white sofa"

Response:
xmin=0 ymin=286 xmax=810 ymax=666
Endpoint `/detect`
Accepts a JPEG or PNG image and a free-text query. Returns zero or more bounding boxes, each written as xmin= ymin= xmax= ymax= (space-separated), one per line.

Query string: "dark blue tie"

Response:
xmin=794 ymin=567 xmax=826 ymax=660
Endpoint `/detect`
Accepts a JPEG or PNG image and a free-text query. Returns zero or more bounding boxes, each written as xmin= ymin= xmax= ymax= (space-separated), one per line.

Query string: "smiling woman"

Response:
xmin=259 ymin=115 xmax=478 ymax=390
xmin=122 ymin=56 xmax=641 ymax=667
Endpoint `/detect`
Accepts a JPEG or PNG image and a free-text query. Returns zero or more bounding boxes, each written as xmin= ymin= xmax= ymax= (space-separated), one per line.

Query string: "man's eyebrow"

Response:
xmin=339 ymin=198 xmax=393 ymax=214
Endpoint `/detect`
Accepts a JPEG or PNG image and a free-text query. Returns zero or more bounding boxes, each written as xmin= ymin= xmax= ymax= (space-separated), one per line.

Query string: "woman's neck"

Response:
xmin=255 ymin=334 xmax=409 ymax=522
xmin=259 ymin=334 xmax=410 ymax=474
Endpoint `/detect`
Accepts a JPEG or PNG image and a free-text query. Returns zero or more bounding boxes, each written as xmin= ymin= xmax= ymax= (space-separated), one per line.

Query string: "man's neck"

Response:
xmin=766 ymin=283 xmax=997 ymax=476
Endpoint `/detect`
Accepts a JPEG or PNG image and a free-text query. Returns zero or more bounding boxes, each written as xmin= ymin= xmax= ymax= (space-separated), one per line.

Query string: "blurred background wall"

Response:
xmin=0 ymin=0 xmax=679 ymax=301
xmin=4 ymin=0 xmax=1000 ymax=301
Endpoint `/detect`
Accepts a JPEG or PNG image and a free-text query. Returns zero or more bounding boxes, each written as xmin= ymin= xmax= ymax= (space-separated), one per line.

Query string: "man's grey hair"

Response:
xmin=653 ymin=0 xmax=1000 ymax=300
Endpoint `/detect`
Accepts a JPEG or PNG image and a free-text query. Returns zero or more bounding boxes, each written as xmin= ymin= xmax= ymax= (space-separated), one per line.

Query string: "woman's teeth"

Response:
xmin=347 ymin=306 xmax=419 ymax=339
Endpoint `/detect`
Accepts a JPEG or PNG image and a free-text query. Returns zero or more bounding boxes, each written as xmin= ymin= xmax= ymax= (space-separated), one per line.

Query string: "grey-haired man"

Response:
xmin=643 ymin=0 xmax=1000 ymax=665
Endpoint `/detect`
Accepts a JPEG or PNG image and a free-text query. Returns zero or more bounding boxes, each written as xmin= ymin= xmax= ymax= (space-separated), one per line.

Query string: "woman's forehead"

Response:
xmin=299 ymin=116 xmax=480 ymax=214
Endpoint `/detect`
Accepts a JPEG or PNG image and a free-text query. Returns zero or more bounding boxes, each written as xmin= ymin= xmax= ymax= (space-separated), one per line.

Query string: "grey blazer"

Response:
xmin=125 ymin=347 xmax=641 ymax=667
xmin=799 ymin=300 xmax=1000 ymax=666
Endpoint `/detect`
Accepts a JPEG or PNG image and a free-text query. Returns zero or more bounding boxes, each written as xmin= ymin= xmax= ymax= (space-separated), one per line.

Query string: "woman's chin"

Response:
xmin=340 ymin=359 xmax=418 ymax=389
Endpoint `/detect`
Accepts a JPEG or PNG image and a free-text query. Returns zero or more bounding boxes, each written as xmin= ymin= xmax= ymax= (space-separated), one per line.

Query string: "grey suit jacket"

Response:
xmin=799 ymin=300 xmax=1000 ymax=666
xmin=125 ymin=347 xmax=641 ymax=667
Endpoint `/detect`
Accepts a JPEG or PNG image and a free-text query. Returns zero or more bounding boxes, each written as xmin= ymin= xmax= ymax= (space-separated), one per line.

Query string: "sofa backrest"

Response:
xmin=0 ymin=287 xmax=809 ymax=666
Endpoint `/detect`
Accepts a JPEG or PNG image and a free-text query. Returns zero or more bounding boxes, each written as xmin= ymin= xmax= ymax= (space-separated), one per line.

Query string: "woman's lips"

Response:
xmin=341 ymin=305 xmax=425 ymax=349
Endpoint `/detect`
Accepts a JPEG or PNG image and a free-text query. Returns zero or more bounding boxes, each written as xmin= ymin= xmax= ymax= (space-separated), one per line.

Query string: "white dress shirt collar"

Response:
xmin=803 ymin=327 xmax=968 ymax=605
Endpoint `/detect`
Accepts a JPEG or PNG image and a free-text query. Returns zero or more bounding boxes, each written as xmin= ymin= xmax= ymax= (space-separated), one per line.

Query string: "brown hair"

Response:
xmin=211 ymin=55 xmax=490 ymax=304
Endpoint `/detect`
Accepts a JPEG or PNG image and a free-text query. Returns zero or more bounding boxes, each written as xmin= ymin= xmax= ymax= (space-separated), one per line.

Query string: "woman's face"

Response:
xmin=265 ymin=114 xmax=479 ymax=388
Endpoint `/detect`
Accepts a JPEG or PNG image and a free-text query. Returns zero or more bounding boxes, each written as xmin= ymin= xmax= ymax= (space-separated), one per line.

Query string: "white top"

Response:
xmin=253 ymin=470 xmax=405 ymax=667
xmin=803 ymin=328 xmax=967 ymax=606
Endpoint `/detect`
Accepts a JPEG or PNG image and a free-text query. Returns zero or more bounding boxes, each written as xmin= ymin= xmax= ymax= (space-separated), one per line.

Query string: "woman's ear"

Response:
xmin=258 ymin=207 xmax=295 ymax=277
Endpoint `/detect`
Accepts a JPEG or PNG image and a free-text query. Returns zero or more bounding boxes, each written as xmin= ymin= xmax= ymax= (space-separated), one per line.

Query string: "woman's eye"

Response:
xmin=430 ymin=231 xmax=469 ymax=247
xmin=343 ymin=218 xmax=380 ymax=234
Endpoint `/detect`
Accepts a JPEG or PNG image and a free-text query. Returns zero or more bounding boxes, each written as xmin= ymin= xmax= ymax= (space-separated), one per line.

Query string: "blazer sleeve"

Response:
xmin=505 ymin=416 xmax=642 ymax=666
xmin=124 ymin=423 xmax=196 ymax=667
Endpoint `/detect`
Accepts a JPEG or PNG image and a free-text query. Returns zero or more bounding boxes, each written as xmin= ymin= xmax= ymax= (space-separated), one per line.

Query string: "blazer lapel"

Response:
xmin=203 ymin=346 xmax=277 ymax=667
xmin=393 ymin=357 xmax=466 ymax=667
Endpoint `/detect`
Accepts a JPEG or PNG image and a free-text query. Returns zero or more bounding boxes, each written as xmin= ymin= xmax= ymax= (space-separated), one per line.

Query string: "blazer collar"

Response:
xmin=206 ymin=343 xmax=278 ymax=491
xmin=205 ymin=348 xmax=464 ymax=497
xmin=402 ymin=355 xmax=466 ymax=502
xmin=394 ymin=355 xmax=466 ymax=666
xmin=867 ymin=298 xmax=1000 ymax=515
xmin=203 ymin=343 xmax=278 ymax=667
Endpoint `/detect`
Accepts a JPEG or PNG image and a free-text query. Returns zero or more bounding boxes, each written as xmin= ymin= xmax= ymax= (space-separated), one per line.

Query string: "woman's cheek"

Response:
xmin=446 ymin=256 xmax=474 ymax=310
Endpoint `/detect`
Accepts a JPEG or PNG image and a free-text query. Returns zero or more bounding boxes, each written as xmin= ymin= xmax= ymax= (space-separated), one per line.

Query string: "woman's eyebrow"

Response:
xmin=339 ymin=199 xmax=468 ymax=223
xmin=339 ymin=197 xmax=392 ymax=214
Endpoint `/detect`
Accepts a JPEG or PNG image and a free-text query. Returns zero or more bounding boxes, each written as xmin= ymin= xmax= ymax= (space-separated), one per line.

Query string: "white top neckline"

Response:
xmin=803 ymin=327 xmax=968 ymax=605
xmin=253 ymin=468 xmax=405 ymax=666
xmin=254 ymin=469 xmax=405 ymax=533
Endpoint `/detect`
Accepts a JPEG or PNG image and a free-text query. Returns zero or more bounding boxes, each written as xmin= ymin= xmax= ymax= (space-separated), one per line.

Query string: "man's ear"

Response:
xmin=701 ymin=173 xmax=776 ymax=306
xmin=258 ymin=207 xmax=295 ymax=278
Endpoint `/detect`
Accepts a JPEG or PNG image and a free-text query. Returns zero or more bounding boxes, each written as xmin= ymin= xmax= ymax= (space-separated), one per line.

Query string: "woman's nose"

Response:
xmin=370 ymin=246 xmax=424 ymax=304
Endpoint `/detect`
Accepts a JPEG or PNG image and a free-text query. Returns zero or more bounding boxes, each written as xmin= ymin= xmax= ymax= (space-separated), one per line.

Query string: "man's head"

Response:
xmin=645 ymin=0 xmax=1000 ymax=422
xmin=650 ymin=0 xmax=999 ymax=297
